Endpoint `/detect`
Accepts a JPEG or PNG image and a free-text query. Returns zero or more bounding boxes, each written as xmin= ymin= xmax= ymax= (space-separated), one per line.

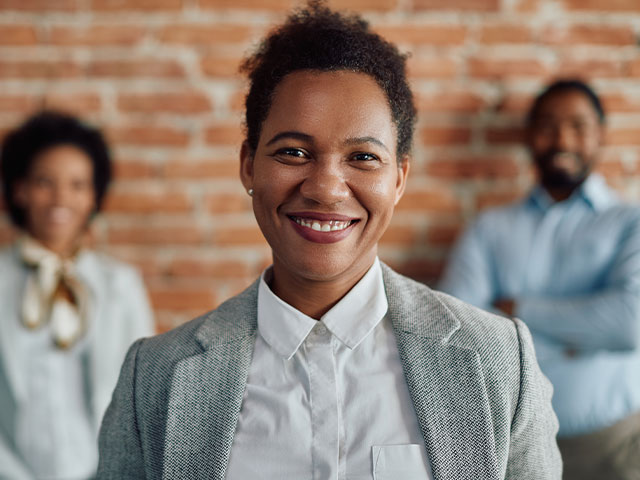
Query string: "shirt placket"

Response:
xmin=305 ymin=322 xmax=340 ymax=480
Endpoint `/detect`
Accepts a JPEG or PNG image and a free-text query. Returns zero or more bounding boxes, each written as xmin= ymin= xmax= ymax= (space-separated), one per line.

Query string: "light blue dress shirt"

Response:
xmin=439 ymin=174 xmax=640 ymax=437
xmin=225 ymin=258 xmax=433 ymax=479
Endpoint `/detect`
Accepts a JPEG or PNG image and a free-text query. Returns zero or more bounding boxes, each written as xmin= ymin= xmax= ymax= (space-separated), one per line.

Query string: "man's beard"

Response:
xmin=536 ymin=149 xmax=591 ymax=190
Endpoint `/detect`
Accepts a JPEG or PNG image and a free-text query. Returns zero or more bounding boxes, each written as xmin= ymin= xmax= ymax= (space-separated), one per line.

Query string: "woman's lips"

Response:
xmin=287 ymin=213 xmax=359 ymax=244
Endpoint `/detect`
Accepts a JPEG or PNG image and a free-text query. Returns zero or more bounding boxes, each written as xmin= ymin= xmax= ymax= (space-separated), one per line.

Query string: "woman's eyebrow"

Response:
xmin=266 ymin=131 xmax=313 ymax=146
xmin=344 ymin=136 xmax=390 ymax=154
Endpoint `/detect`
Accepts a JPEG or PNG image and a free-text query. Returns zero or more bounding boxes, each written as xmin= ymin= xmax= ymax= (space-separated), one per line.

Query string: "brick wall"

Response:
xmin=1 ymin=0 xmax=640 ymax=331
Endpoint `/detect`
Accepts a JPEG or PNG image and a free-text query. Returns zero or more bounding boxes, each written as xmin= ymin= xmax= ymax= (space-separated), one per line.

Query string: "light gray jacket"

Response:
xmin=98 ymin=264 xmax=561 ymax=479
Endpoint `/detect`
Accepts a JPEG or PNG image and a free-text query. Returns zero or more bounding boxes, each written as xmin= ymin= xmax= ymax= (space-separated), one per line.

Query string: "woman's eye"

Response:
xmin=273 ymin=148 xmax=309 ymax=164
xmin=353 ymin=152 xmax=378 ymax=161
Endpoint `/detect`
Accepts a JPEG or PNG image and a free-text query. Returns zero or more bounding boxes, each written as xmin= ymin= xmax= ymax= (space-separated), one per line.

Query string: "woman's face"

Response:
xmin=15 ymin=144 xmax=96 ymax=256
xmin=241 ymin=70 xmax=408 ymax=287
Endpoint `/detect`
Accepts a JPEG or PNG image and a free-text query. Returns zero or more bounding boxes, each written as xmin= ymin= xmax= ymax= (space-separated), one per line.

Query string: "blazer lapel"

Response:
xmin=162 ymin=282 xmax=259 ymax=480
xmin=382 ymin=264 xmax=501 ymax=480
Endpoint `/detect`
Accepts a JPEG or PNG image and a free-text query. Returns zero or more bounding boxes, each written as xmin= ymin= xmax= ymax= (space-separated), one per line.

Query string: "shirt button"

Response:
xmin=315 ymin=323 xmax=328 ymax=336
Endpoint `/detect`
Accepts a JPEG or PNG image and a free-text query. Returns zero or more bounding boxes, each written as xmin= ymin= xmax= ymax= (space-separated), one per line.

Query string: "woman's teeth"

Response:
xmin=293 ymin=217 xmax=352 ymax=232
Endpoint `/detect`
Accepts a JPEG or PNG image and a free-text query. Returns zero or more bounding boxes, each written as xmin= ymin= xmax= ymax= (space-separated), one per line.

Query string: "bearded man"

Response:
xmin=440 ymin=79 xmax=640 ymax=480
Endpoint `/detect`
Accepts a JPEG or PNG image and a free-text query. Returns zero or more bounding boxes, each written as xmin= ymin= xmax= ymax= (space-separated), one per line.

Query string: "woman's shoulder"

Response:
xmin=77 ymin=250 xmax=144 ymax=286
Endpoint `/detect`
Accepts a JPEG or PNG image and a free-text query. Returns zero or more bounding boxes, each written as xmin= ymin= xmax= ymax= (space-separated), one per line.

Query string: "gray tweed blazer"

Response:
xmin=97 ymin=264 xmax=561 ymax=479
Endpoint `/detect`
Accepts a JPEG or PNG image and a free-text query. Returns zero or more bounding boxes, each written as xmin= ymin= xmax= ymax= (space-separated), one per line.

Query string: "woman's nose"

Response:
xmin=299 ymin=159 xmax=351 ymax=205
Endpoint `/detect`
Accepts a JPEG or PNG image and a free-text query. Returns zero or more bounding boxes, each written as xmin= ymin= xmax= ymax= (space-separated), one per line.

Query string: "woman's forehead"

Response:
xmin=260 ymin=70 xmax=397 ymax=149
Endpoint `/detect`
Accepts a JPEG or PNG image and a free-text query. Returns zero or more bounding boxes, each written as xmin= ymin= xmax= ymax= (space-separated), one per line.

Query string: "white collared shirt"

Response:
xmin=226 ymin=259 xmax=433 ymax=479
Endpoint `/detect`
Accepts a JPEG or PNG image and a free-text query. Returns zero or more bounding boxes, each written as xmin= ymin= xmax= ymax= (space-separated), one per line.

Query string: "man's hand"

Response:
xmin=493 ymin=298 xmax=515 ymax=317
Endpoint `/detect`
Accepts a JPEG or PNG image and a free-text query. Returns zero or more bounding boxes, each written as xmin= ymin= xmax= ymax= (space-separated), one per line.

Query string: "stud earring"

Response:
xmin=247 ymin=188 xmax=254 ymax=196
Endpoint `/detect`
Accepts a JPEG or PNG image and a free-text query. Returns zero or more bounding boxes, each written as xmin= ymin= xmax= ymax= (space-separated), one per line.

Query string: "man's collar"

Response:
xmin=529 ymin=173 xmax=618 ymax=212
xmin=257 ymin=258 xmax=388 ymax=359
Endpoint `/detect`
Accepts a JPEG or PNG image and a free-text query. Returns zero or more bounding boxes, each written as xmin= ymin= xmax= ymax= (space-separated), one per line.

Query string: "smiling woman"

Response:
xmin=241 ymin=70 xmax=408 ymax=317
xmin=0 ymin=111 xmax=154 ymax=479
xmin=97 ymin=3 xmax=561 ymax=479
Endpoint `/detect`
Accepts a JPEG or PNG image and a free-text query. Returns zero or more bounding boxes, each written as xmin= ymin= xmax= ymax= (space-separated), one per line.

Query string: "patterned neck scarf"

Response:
xmin=19 ymin=236 xmax=90 ymax=350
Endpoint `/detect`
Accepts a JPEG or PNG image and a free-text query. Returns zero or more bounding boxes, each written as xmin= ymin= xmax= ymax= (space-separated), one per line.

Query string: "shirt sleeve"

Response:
xmin=506 ymin=318 xmax=562 ymax=479
xmin=516 ymin=216 xmax=640 ymax=351
xmin=121 ymin=267 xmax=155 ymax=340
xmin=438 ymin=216 xmax=497 ymax=311
xmin=0 ymin=434 xmax=32 ymax=480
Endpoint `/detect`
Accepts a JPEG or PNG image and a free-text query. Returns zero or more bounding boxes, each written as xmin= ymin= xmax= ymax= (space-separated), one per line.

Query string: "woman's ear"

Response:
xmin=394 ymin=157 xmax=410 ymax=206
xmin=239 ymin=140 xmax=255 ymax=193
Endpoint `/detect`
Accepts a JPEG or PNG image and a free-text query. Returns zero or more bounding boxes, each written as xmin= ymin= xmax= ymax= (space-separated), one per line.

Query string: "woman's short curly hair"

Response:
xmin=0 ymin=110 xmax=112 ymax=229
xmin=240 ymin=1 xmax=416 ymax=161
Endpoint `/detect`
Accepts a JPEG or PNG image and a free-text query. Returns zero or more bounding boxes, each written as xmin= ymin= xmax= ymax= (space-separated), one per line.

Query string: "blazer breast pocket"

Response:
xmin=372 ymin=444 xmax=432 ymax=480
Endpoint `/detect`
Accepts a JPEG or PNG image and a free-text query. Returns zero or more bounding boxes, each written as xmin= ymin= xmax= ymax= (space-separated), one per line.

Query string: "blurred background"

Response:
xmin=1 ymin=0 xmax=640 ymax=331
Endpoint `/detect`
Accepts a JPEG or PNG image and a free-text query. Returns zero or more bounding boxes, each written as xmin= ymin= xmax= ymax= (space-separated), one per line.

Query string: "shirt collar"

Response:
xmin=529 ymin=173 xmax=618 ymax=212
xmin=257 ymin=258 xmax=388 ymax=359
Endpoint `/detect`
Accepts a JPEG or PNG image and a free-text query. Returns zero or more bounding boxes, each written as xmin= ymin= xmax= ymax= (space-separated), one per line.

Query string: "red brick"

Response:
xmin=0 ymin=25 xmax=38 ymax=45
xmin=92 ymin=0 xmax=182 ymax=11
xmin=0 ymin=0 xmax=76 ymax=10
xmin=425 ymin=156 xmax=519 ymax=179
xmin=557 ymin=59 xmax=624 ymax=79
xmin=380 ymin=225 xmax=418 ymax=246
xmin=416 ymin=92 xmax=486 ymax=113
xmin=421 ymin=127 xmax=472 ymax=146
xmin=0 ymin=61 xmax=81 ymax=79
xmin=543 ymin=24 xmax=635 ymax=46
xmin=104 ymin=192 xmax=192 ymax=214
xmin=328 ymin=0 xmax=398 ymax=10
xmin=627 ymin=60 xmax=640 ymax=78
xmin=104 ymin=248 xmax=163 ymax=277
xmin=0 ymin=95 xmax=38 ymax=112
xmin=601 ymin=93 xmax=640 ymax=113
xmin=594 ymin=159 xmax=626 ymax=178
xmin=113 ymin=160 xmax=157 ymax=180
xmin=108 ymin=126 xmax=190 ymax=147
xmin=199 ymin=0 xmax=292 ymax=9
xmin=375 ymin=25 xmax=467 ymax=46
xmin=108 ymin=226 xmax=204 ymax=245
xmin=149 ymin=286 xmax=216 ymax=311
xmin=163 ymin=158 xmax=239 ymax=179
xmin=229 ymin=89 xmax=248 ymax=112
xmin=43 ymin=92 xmax=102 ymax=114
xmin=200 ymin=54 xmax=243 ymax=78
xmin=396 ymin=189 xmax=461 ymax=213
xmin=485 ymin=127 xmax=525 ymax=145
xmin=607 ymin=129 xmax=640 ymax=146
xmin=387 ymin=258 xmax=444 ymax=284
xmin=117 ymin=92 xmax=211 ymax=114
xmin=469 ymin=58 xmax=547 ymax=79
xmin=413 ymin=0 xmax=499 ymax=11
xmin=213 ymin=225 xmax=266 ymax=246
xmin=495 ymin=93 xmax=534 ymax=114
xmin=169 ymin=258 xmax=250 ymax=278
xmin=157 ymin=24 xmax=253 ymax=44
xmin=480 ymin=24 xmax=532 ymax=44
xmin=426 ymin=224 xmax=462 ymax=246
xmin=475 ymin=190 xmax=524 ymax=210
xmin=88 ymin=60 xmax=184 ymax=78
xmin=563 ymin=0 xmax=640 ymax=11
xmin=204 ymin=123 xmax=245 ymax=146
xmin=49 ymin=26 xmax=145 ymax=46
xmin=205 ymin=192 xmax=252 ymax=214
xmin=407 ymin=55 xmax=457 ymax=79
xmin=514 ymin=0 xmax=540 ymax=11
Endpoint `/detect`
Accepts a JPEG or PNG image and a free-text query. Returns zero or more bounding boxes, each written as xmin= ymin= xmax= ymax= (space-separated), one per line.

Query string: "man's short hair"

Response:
xmin=527 ymin=79 xmax=606 ymax=127
xmin=0 ymin=110 xmax=112 ymax=228
xmin=240 ymin=0 xmax=416 ymax=161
